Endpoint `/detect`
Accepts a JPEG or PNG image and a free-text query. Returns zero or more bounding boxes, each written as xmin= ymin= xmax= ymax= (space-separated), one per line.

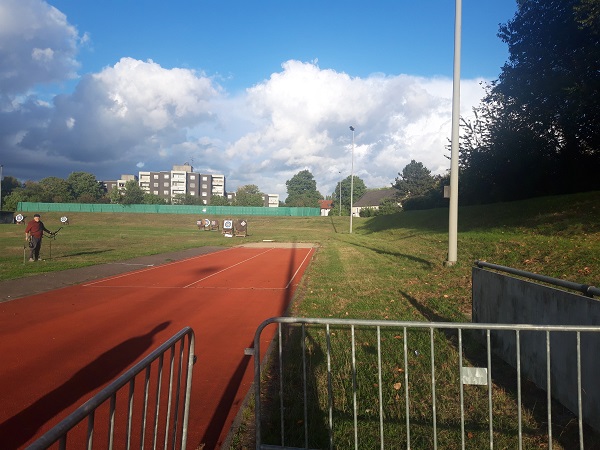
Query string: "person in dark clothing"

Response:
xmin=25 ymin=214 xmax=53 ymax=261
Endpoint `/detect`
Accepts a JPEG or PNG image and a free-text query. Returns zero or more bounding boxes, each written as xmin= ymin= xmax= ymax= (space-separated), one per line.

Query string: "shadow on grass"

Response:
xmin=348 ymin=240 xmax=432 ymax=269
xmin=399 ymin=288 xmax=600 ymax=450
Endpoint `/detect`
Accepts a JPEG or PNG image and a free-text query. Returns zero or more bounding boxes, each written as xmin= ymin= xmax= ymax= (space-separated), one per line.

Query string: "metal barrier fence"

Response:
xmin=252 ymin=317 xmax=600 ymax=450
xmin=29 ymin=327 xmax=195 ymax=450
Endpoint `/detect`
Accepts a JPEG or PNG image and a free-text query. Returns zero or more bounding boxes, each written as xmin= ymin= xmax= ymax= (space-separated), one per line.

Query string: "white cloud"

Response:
xmin=0 ymin=0 xmax=489 ymax=200
xmin=0 ymin=0 xmax=81 ymax=95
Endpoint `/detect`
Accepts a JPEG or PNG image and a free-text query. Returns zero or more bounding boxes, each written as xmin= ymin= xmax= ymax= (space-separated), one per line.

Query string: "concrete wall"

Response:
xmin=472 ymin=267 xmax=600 ymax=432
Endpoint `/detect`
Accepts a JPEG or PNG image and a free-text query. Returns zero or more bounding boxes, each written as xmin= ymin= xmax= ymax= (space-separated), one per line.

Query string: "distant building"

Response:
xmin=137 ymin=163 xmax=226 ymax=204
xmin=319 ymin=199 xmax=333 ymax=216
xmin=226 ymin=192 xmax=280 ymax=207
xmin=352 ymin=188 xmax=398 ymax=216
xmin=102 ymin=174 xmax=138 ymax=193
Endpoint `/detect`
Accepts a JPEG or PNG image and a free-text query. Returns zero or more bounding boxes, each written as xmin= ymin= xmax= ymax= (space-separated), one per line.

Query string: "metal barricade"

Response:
xmin=252 ymin=317 xmax=600 ymax=450
xmin=29 ymin=327 xmax=195 ymax=450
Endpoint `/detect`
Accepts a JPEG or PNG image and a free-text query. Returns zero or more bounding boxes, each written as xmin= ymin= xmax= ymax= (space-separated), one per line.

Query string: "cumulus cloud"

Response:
xmin=0 ymin=0 xmax=81 ymax=96
xmin=0 ymin=1 xmax=489 ymax=200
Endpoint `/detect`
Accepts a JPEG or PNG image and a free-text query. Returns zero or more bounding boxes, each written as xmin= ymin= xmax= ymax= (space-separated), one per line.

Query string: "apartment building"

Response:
xmin=104 ymin=164 xmax=226 ymax=205
xmin=137 ymin=164 xmax=226 ymax=205
xmin=103 ymin=174 xmax=138 ymax=193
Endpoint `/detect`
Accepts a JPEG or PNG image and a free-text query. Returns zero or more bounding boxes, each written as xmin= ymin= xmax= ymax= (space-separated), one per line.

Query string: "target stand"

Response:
xmin=234 ymin=219 xmax=248 ymax=237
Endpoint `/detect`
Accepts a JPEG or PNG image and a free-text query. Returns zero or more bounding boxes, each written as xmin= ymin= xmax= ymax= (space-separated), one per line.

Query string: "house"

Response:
xmin=351 ymin=188 xmax=398 ymax=217
xmin=319 ymin=199 xmax=333 ymax=216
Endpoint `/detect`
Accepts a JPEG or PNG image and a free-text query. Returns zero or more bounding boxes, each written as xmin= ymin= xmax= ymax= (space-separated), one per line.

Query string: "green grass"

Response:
xmin=2 ymin=192 xmax=599 ymax=449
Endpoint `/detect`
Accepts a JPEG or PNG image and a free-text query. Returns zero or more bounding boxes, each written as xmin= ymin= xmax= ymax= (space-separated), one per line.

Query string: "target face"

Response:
xmin=223 ymin=220 xmax=233 ymax=229
xmin=60 ymin=216 xmax=68 ymax=223
xmin=15 ymin=214 xmax=23 ymax=222
xmin=204 ymin=219 xmax=211 ymax=227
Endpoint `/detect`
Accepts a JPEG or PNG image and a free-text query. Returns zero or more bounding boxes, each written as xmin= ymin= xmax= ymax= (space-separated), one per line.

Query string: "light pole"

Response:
xmin=349 ymin=126 xmax=355 ymax=234
xmin=446 ymin=0 xmax=462 ymax=265
xmin=338 ymin=171 xmax=342 ymax=216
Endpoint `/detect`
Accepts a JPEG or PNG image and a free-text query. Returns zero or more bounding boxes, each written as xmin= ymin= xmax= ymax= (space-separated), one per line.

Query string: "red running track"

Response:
xmin=0 ymin=245 xmax=314 ymax=449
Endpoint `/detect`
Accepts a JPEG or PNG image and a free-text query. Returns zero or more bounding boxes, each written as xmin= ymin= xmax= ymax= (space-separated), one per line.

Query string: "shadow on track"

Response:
xmin=0 ymin=322 xmax=170 ymax=448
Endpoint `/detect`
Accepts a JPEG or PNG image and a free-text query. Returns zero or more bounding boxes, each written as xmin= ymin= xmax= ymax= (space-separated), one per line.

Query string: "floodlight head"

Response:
xmin=349 ymin=126 xmax=355 ymax=131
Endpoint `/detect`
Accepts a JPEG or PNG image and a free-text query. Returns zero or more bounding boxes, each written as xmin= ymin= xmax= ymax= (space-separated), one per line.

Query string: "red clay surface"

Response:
xmin=0 ymin=244 xmax=315 ymax=449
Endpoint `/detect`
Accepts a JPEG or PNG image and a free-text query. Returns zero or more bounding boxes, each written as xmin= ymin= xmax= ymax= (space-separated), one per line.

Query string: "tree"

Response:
xmin=67 ymin=172 xmax=104 ymax=202
xmin=1 ymin=176 xmax=21 ymax=198
xmin=393 ymin=160 xmax=436 ymax=198
xmin=209 ymin=195 xmax=230 ymax=206
xmin=172 ymin=193 xmax=204 ymax=205
xmin=285 ymin=170 xmax=322 ymax=207
xmin=378 ymin=197 xmax=402 ymax=215
xmin=493 ymin=0 xmax=600 ymax=195
xmin=143 ymin=193 xmax=167 ymax=205
xmin=121 ymin=180 xmax=145 ymax=205
xmin=234 ymin=185 xmax=264 ymax=206
xmin=39 ymin=177 xmax=73 ymax=203
xmin=332 ymin=175 xmax=367 ymax=215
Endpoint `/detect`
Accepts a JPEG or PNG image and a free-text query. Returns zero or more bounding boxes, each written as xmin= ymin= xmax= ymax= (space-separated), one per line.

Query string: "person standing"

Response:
xmin=25 ymin=214 xmax=53 ymax=262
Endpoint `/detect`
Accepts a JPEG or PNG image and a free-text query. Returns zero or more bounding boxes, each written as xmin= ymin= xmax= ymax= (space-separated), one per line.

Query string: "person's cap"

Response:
xmin=34 ymin=214 xmax=41 ymax=218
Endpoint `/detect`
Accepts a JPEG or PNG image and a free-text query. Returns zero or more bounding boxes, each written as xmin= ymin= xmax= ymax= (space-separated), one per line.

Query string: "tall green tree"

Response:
xmin=285 ymin=170 xmax=322 ymax=207
xmin=234 ymin=185 xmax=264 ymax=206
xmin=1 ymin=176 xmax=21 ymax=198
xmin=67 ymin=172 xmax=104 ymax=202
xmin=493 ymin=0 xmax=600 ymax=194
xmin=39 ymin=177 xmax=73 ymax=203
xmin=393 ymin=160 xmax=436 ymax=198
xmin=121 ymin=180 xmax=145 ymax=205
xmin=332 ymin=175 xmax=367 ymax=214
xmin=209 ymin=195 xmax=230 ymax=206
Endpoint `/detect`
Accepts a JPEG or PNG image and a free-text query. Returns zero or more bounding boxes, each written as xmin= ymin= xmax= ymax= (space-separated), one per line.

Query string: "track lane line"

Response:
xmin=82 ymin=247 xmax=234 ymax=287
xmin=183 ymin=247 xmax=275 ymax=288
xmin=285 ymin=248 xmax=315 ymax=289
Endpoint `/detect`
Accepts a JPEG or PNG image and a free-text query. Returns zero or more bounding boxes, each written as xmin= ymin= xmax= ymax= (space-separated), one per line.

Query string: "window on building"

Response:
xmin=202 ymin=176 xmax=208 ymax=181
xmin=202 ymin=184 xmax=208 ymax=189
xmin=153 ymin=190 xmax=159 ymax=195
xmin=153 ymin=174 xmax=159 ymax=179
xmin=164 ymin=182 xmax=169 ymax=187
xmin=153 ymin=182 xmax=158 ymax=187
xmin=190 ymin=175 xmax=195 ymax=180
xmin=164 ymin=190 xmax=169 ymax=195
xmin=190 ymin=183 xmax=195 ymax=188
xmin=202 ymin=192 xmax=207 ymax=197
xmin=190 ymin=192 xmax=195 ymax=196
xmin=164 ymin=174 xmax=169 ymax=179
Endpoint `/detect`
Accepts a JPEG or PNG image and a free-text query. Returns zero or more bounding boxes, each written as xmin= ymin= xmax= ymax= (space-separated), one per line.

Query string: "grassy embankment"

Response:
xmin=1 ymin=192 xmax=599 ymax=448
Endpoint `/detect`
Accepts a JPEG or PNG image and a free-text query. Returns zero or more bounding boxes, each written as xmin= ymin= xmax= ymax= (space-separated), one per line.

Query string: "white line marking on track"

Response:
xmin=285 ymin=248 xmax=314 ymax=289
xmin=110 ymin=263 xmax=155 ymax=267
xmin=83 ymin=247 xmax=234 ymax=287
xmin=183 ymin=247 xmax=275 ymax=288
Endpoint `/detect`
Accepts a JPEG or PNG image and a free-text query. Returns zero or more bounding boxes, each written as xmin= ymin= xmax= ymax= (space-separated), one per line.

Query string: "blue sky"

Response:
xmin=1 ymin=0 xmax=517 ymax=199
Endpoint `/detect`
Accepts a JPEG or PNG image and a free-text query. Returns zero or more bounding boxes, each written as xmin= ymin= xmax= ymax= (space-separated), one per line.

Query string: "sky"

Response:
xmin=0 ymin=0 xmax=517 ymax=200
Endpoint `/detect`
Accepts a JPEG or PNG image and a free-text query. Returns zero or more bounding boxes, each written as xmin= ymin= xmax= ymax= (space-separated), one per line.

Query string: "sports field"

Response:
xmin=0 ymin=243 xmax=315 ymax=449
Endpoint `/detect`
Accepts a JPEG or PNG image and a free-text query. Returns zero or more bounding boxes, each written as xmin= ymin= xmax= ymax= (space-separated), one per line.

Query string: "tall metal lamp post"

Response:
xmin=338 ymin=171 xmax=342 ymax=216
xmin=446 ymin=0 xmax=462 ymax=265
xmin=349 ymin=126 xmax=355 ymax=234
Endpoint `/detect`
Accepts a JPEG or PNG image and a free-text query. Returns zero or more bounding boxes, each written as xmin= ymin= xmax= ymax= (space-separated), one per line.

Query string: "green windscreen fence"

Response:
xmin=17 ymin=202 xmax=320 ymax=217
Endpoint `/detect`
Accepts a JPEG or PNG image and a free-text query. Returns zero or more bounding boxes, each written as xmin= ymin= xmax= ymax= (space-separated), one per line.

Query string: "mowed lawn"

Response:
xmin=1 ymin=191 xmax=599 ymax=448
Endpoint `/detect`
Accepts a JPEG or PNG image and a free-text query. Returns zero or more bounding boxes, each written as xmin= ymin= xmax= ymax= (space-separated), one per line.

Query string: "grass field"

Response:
xmin=2 ymin=191 xmax=599 ymax=448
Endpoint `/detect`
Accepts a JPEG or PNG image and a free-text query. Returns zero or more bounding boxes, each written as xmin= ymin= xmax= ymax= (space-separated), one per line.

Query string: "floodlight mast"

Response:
xmin=447 ymin=0 xmax=462 ymax=266
xmin=338 ymin=171 xmax=342 ymax=216
xmin=349 ymin=126 xmax=355 ymax=234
